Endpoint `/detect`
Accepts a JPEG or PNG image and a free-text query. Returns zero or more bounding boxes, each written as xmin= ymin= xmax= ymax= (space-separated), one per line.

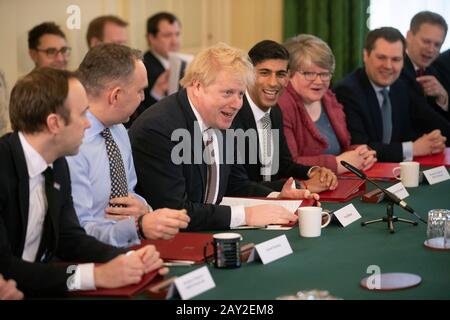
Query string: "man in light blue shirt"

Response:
xmin=68 ymin=44 xmax=190 ymax=247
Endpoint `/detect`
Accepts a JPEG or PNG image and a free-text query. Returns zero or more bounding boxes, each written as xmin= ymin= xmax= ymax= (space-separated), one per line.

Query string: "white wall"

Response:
xmin=0 ymin=0 xmax=283 ymax=95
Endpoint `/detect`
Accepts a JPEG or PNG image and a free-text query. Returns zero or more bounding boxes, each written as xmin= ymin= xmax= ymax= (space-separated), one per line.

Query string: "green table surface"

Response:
xmin=164 ymin=179 xmax=450 ymax=300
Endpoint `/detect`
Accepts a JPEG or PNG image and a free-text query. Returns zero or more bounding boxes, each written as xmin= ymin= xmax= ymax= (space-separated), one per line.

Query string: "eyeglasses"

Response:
xmin=35 ymin=46 xmax=72 ymax=58
xmin=297 ymin=71 xmax=333 ymax=81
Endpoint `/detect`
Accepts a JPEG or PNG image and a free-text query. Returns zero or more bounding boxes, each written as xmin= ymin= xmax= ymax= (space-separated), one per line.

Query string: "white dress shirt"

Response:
xmin=18 ymin=132 xmax=95 ymax=291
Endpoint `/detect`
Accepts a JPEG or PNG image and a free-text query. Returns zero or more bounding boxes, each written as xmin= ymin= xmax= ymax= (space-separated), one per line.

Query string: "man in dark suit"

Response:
xmin=401 ymin=11 xmax=449 ymax=121
xmin=126 ymin=12 xmax=182 ymax=127
xmin=232 ymin=40 xmax=337 ymax=193
xmin=334 ymin=27 xmax=449 ymax=162
xmin=0 ymin=68 xmax=165 ymax=297
xmin=130 ymin=43 xmax=303 ymax=231
xmin=433 ymin=48 xmax=450 ymax=106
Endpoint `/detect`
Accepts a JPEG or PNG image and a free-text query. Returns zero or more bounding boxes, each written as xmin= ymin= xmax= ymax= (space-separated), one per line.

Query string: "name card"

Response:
xmin=423 ymin=166 xmax=450 ymax=185
xmin=333 ymin=203 xmax=362 ymax=227
xmin=168 ymin=266 xmax=215 ymax=300
xmin=248 ymin=235 xmax=293 ymax=264
xmin=386 ymin=182 xmax=409 ymax=200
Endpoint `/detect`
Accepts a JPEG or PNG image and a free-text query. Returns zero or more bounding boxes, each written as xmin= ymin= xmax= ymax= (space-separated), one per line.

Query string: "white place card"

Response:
xmin=423 ymin=166 xmax=450 ymax=185
xmin=386 ymin=182 xmax=409 ymax=200
xmin=333 ymin=203 xmax=362 ymax=227
xmin=168 ymin=266 xmax=215 ymax=300
xmin=248 ymin=235 xmax=293 ymax=265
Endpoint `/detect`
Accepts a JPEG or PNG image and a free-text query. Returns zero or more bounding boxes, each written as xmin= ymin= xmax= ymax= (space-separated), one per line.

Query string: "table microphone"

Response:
xmin=340 ymin=161 xmax=427 ymax=224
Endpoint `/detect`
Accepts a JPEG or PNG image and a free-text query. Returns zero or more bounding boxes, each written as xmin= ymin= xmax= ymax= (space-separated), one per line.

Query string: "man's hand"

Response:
xmin=94 ymin=252 xmax=146 ymax=289
xmin=94 ymin=246 xmax=167 ymax=289
xmin=135 ymin=245 xmax=168 ymax=275
xmin=413 ymin=129 xmax=447 ymax=157
xmin=416 ymin=75 xmax=449 ymax=109
xmin=279 ymin=177 xmax=321 ymax=203
xmin=244 ymin=205 xmax=297 ymax=227
xmin=336 ymin=145 xmax=377 ymax=174
xmin=106 ymin=193 xmax=149 ymax=219
xmin=305 ymin=167 xmax=338 ymax=192
xmin=0 ymin=275 xmax=24 ymax=300
xmin=152 ymin=70 xmax=170 ymax=97
xmin=141 ymin=208 xmax=190 ymax=240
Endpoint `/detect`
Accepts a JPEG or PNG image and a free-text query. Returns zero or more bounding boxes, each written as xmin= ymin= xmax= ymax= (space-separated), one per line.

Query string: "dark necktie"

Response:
xmin=204 ymin=129 xmax=217 ymax=204
xmin=260 ymin=113 xmax=272 ymax=181
xmin=101 ymin=128 xmax=128 ymax=206
xmin=37 ymin=167 xmax=56 ymax=262
xmin=416 ymin=68 xmax=425 ymax=77
xmin=380 ymin=88 xmax=392 ymax=144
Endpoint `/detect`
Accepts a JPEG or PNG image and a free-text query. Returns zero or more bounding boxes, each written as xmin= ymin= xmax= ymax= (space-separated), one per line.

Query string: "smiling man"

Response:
xmin=334 ymin=27 xmax=450 ymax=162
xmin=129 ymin=43 xmax=305 ymax=231
xmin=401 ymin=11 xmax=449 ymax=121
xmin=28 ymin=22 xmax=70 ymax=70
xmin=232 ymin=40 xmax=337 ymax=193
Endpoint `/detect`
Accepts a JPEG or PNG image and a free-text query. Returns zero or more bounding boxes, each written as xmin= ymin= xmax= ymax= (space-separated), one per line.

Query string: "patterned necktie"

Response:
xmin=204 ymin=129 xmax=217 ymax=204
xmin=380 ymin=88 xmax=392 ymax=144
xmin=260 ymin=113 xmax=272 ymax=181
xmin=101 ymin=128 xmax=128 ymax=206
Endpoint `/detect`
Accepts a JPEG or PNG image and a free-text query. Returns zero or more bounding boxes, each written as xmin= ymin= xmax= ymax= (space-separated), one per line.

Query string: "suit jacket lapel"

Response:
xmin=176 ymin=90 xmax=207 ymax=198
xmin=10 ymin=133 xmax=30 ymax=251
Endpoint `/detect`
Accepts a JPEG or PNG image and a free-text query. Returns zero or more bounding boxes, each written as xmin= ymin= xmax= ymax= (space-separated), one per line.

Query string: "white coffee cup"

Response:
xmin=298 ymin=206 xmax=331 ymax=238
xmin=392 ymin=161 xmax=420 ymax=187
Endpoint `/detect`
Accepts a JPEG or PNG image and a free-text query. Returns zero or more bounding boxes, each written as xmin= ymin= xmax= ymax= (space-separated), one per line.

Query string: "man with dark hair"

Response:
xmin=402 ymin=11 xmax=449 ymax=120
xmin=126 ymin=12 xmax=182 ymax=127
xmin=232 ymin=40 xmax=337 ymax=193
xmin=0 ymin=67 xmax=165 ymax=297
xmin=86 ymin=15 xmax=128 ymax=49
xmin=67 ymin=44 xmax=189 ymax=247
xmin=334 ymin=27 xmax=450 ymax=162
xmin=28 ymin=22 xmax=70 ymax=70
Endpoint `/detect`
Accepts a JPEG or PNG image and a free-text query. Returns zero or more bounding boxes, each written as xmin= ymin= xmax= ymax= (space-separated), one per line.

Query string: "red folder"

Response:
xmin=137 ymin=232 xmax=214 ymax=264
xmin=340 ymin=162 xmax=399 ymax=181
xmin=318 ymin=179 xmax=366 ymax=202
xmin=414 ymin=148 xmax=450 ymax=167
xmin=71 ymin=270 xmax=160 ymax=298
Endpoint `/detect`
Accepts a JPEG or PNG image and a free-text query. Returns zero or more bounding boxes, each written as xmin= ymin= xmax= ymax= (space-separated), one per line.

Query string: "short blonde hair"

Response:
xmin=284 ymin=34 xmax=335 ymax=74
xmin=180 ymin=42 xmax=254 ymax=88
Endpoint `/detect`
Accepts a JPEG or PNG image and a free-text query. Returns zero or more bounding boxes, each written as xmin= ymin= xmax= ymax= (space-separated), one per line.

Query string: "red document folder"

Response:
xmin=340 ymin=162 xmax=399 ymax=181
xmin=414 ymin=148 xmax=450 ymax=167
xmin=71 ymin=270 xmax=160 ymax=298
xmin=138 ymin=232 xmax=214 ymax=264
xmin=318 ymin=179 xmax=366 ymax=202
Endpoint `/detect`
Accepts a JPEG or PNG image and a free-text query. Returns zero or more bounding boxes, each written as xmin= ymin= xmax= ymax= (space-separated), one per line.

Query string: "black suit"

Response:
xmin=333 ymin=68 xmax=450 ymax=162
xmin=231 ymin=96 xmax=311 ymax=191
xmin=401 ymin=55 xmax=449 ymax=121
xmin=0 ymin=133 xmax=124 ymax=297
xmin=129 ymin=89 xmax=273 ymax=231
xmin=125 ymin=51 xmax=166 ymax=128
xmin=433 ymin=49 xmax=450 ymax=116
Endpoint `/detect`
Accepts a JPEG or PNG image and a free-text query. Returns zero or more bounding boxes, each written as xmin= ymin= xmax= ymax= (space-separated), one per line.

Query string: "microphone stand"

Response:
xmin=341 ymin=161 xmax=419 ymax=233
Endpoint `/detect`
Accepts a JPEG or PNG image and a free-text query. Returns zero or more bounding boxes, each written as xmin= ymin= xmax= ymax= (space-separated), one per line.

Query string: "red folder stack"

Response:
xmin=138 ymin=233 xmax=214 ymax=264
xmin=70 ymin=270 xmax=161 ymax=298
xmin=318 ymin=179 xmax=366 ymax=202
xmin=414 ymin=148 xmax=450 ymax=167
xmin=340 ymin=162 xmax=399 ymax=181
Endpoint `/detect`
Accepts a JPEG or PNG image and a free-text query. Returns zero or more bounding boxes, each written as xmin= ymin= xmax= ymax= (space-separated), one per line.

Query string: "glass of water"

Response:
xmin=427 ymin=209 xmax=450 ymax=246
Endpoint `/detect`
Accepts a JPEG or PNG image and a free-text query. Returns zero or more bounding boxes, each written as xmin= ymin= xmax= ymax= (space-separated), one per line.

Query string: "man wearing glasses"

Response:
xmin=28 ymin=22 xmax=71 ymax=70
